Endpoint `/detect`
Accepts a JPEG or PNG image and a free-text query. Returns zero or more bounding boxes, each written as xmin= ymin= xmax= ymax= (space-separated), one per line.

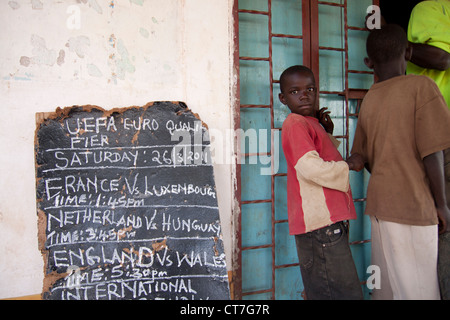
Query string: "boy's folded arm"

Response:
xmin=294 ymin=150 xmax=350 ymax=192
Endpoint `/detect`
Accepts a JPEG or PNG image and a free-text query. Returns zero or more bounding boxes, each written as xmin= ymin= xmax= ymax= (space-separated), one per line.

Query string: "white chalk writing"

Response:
xmin=37 ymin=109 xmax=228 ymax=300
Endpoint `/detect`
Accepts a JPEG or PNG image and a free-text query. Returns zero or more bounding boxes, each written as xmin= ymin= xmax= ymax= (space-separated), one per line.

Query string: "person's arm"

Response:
xmin=350 ymin=111 xmax=369 ymax=173
xmin=295 ymin=151 xmax=349 ymax=192
xmin=423 ymin=151 xmax=450 ymax=233
xmin=283 ymin=119 xmax=350 ymax=193
xmin=409 ymin=42 xmax=450 ymax=71
xmin=346 ymin=153 xmax=365 ymax=172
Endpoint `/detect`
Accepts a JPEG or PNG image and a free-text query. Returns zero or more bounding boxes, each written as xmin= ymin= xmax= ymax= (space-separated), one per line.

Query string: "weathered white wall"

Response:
xmin=0 ymin=0 xmax=236 ymax=299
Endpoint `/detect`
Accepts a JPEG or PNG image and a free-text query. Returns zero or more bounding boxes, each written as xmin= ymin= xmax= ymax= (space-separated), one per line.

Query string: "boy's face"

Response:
xmin=279 ymin=72 xmax=317 ymax=117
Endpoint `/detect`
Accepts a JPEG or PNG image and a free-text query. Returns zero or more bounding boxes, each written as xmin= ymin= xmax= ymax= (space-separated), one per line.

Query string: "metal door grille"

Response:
xmin=234 ymin=0 xmax=377 ymax=300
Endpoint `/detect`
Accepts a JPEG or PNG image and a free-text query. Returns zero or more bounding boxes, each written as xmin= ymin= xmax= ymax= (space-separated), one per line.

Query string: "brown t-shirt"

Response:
xmin=351 ymin=74 xmax=450 ymax=226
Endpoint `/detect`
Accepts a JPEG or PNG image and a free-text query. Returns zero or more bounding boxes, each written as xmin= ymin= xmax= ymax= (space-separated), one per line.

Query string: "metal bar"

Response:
xmin=238 ymin=9 xmax=269 ymax=15
xmin=233 ymin=0 xmax=242 ymax=301
xmin=275 ymin=263 xmax=300 ymax=270
xmin=267 ymin=0 xmax=277 ymax=301
xmin=272 ymin=33 xmax=303 ymax=39
xmin=242 ymin=288 xmax=272 ymax=297
xmin=241 ymin=199 xmax=272 ymax=204
xmin=240 ymin=104 xmax=271 ymax=108
xmin=239 ymin=56 xmax=270 ymax=61
xmin=349 ymin=239 xmax=371 ymax=245
xmin=348 ymin=26 xmax=367 ymax=31
xmin=302 ymin=0 xmax=311 ymax=67
xmin=242 ymin=244 xmax=273 ymax=251
xmin=241 ymin=152 xmax=271 ymax=157
xmin=319 ymin=46 xmax=345 ymax=51
xmin=310 ymin=0 xmax=320 ymax=87
xmin=273 ymin=173 xmax=287 ymax=177
xmin=348 ymin=69 xmax=373 ymax=74
xmin=318 ymin=1 xmax=344 ymax=7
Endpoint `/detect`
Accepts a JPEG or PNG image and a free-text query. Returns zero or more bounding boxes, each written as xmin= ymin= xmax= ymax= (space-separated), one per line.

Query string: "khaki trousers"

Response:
xmin=370 ymin=216 xmax=440 ymax=300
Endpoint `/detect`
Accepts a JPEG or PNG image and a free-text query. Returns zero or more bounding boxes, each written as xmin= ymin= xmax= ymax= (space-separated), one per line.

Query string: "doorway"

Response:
xmin=234 ymin=0 xmax=378 ymax=300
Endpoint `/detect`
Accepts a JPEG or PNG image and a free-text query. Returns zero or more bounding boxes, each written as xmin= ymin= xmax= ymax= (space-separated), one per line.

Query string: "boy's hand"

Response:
xmin=437 ymin=206 xmax=450 ymax=234
xmin=318 ymin=107 xmax=334 ymax=134
xmin=346 ymin=153 xmax=365 ymax=172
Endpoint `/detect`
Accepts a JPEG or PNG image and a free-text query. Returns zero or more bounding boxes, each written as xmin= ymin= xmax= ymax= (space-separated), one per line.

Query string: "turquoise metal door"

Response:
xmin=236 ymin=0 xmax=376 ymax=300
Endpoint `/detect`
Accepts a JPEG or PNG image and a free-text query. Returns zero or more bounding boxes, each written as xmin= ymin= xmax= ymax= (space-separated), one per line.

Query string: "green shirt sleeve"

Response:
xmin=408 ymin=0 xmax=450 ymax=53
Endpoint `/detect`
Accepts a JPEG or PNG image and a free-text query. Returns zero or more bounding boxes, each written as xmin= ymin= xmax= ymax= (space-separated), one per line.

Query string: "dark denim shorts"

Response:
xmin=295 ymin=221 xmax=363 ymax=300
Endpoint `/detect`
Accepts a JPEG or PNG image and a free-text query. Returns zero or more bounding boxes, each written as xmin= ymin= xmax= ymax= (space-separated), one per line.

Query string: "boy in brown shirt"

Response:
xmin=350 ymin=24 xmax=450 ymax=299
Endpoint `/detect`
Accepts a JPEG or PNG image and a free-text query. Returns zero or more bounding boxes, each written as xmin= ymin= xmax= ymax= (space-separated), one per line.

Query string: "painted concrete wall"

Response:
xmin=0 ymin=0 xmax=236 ymax=299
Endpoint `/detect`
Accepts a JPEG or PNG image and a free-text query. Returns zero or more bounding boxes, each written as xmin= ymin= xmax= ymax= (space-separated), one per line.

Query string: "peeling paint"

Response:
xmin=20 ymin=56 xmax=31 ymax=67
xmin=4 ymin=75 xmax=32 ymax=82
xmin=108 ymin=34 xmax=116 ymax=48
xmin=20 ymin=34 xmax=56 ymax=67
xmin=87 ymin=64 xmax=103 ymax=77
xmin=4 ymin=70 xmax=34 ymax=81
xmin=8 ymin=1 xmax=20 ymax=10
xmin=115 ymin=39 xmax=135 ymax=80
xmin=57 ymin=50 xmax=65 ymax=66
xmin=31 ymin=34 xmax=55 ymax=65
xmin=31 ymin=0 xmax=43 ymax=10
xmin=88 ymin=0 xmax=103 ymax=14
xmin=66 ymin=36 xmax=90 ymax=58
xmin=139 ymin=27 xmax=149 ymax=38
xmin=130 ymin=0 xmax=144 ymax=6
xmin=77 ymin=0 xmax=102 ymax=14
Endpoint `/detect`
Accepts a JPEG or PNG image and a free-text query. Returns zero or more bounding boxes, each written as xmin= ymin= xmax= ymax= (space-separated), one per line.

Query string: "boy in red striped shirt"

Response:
xmin=280 ymin=65 xmax=363 ymax=299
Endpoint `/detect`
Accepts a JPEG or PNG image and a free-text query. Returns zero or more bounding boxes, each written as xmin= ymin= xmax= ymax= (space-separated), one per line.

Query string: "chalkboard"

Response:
xmin=35 ymin=101 xmax=230 ymax=300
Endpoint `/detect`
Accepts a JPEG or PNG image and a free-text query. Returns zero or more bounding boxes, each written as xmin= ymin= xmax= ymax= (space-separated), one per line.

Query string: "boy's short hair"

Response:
xmin=279 ymin=65 xmax=315 ymax=93
xmin=366 ymin=24 xmax=408 ymax=64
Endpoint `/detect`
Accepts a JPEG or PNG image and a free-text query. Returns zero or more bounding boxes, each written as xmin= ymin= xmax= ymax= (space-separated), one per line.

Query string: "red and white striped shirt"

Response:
xmin=281 ymin=113 xmax=356 ymax=235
